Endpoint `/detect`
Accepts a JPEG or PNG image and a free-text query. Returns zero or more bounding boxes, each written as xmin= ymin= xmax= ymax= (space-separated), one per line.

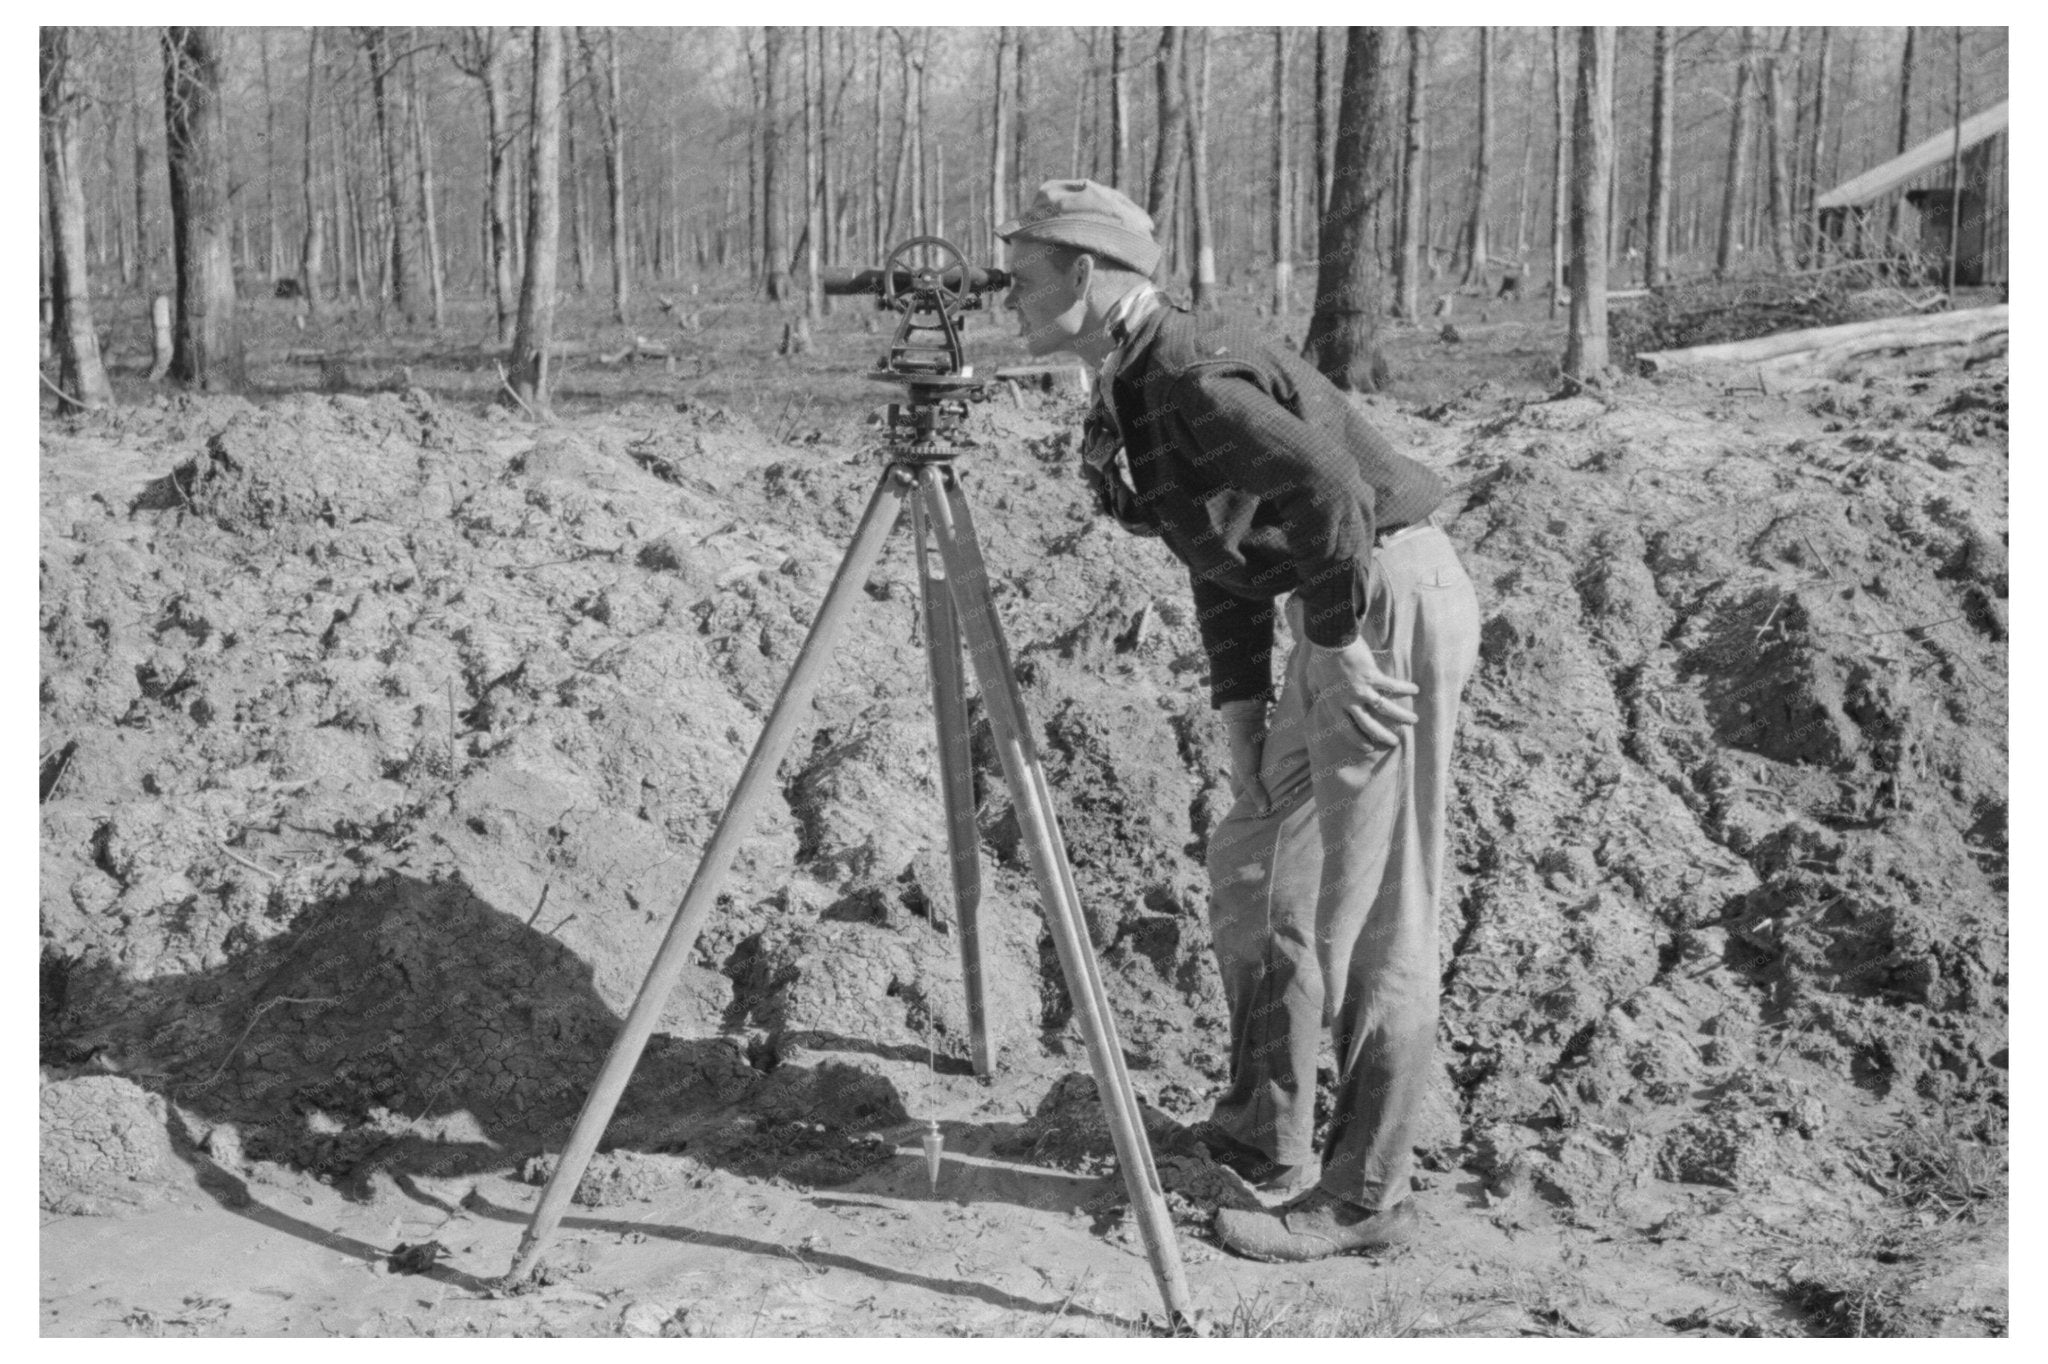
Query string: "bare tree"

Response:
xmin=1805 ymin=28 xmax=1834 ymax=261
xmin=452 ymin=27 xmax=517 ymax=342
xmin=1394 ymin=27 xmax=1428 ymax=321
xmin=564 ymin=38 xmax=590 ymax=293
xmin=1270 ymin=28 xmax=1292 ymax=315
xmin=989 ymin=28 xmax=1012 ymax=260
xmin=1646 ymin=26 xmax=1674 ymax=286
xmin=1460 ymin=26 xmax=1494 ymax=290
xmin=1715 ymin=29 xmax=1756 ymax=278
xmin=360 ymin=27 xmax=417 ymax=320
xmin=1889 ymin=26 xmax=1917 ymax=242
xmin=1186 ymin=29 xmax=1216 ymax=308
xmin=507 ymin=25 xmax=562 ymax=415
xmin=1313 ymin=28 xmax=1335 ymax=232
xmin=41 ymin=26 xmax=113 ymax=411
xmin=129 ymin=29 xmax=154 ymax=287
xmin=1303 ymin=28 xmax=1391 ymax=392
xmin=258 ymin=29 xmax=280 ymax=280
xmin=801 ymin=25 xmax=822 ymax=322
xmin=762 ymin=27 xmax=790 ymax=301
xmin=1550 ymin=27 xmax=1569 ymax=316
xmin=407 ymin=48 xmax=446 ymax=329
xmin=1563 ymin=26 xmax=1614 ymax=383
xmin=297 ymin=30 xmax=324 ymax=317
xmin=163 ymin=26 xmax=245 ymax=391
xmin=1146 ymin=27 xmax=1188 ymax=255
xmin=1109 ymin=27 xmax=1129 ymax=190
xmin=578 ymin=28 xmax=629 ymax=322
xmin=1761 ymin=29 xmax=1796 ymax=270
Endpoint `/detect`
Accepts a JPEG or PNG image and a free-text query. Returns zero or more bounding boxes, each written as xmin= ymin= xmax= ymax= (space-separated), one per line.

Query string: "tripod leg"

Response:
xmin=911 ymin=493 xmax=992 ymax=1077
xmin=917 ymin=467 xmax=1194 ymax=1327
xmin=508 ymin=465 xmax=913 ymax=1282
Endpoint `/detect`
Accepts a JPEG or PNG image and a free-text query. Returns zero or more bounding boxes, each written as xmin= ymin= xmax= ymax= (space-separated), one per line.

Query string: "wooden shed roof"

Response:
xmin=1816 ymin=100 xmax=2008 ymax=210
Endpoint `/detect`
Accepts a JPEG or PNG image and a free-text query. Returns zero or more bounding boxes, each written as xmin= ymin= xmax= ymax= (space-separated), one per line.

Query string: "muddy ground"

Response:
xmin=39 ymin=288 xmax=2007 ymax=1336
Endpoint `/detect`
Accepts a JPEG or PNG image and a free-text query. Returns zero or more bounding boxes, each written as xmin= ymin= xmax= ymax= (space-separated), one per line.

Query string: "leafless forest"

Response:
xmin=41 ymin=26 xmax=2010 ymax=409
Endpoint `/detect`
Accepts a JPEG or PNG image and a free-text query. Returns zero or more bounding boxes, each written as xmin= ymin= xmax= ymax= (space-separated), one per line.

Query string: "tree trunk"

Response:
xmin=163 ymin=27 xmax=245 ymax=391
xmin=910 ymin=32 xmax=929 ymax=240
xmin=1147 ymin=27 xmax=1188 ymax=256
xmin=1012 ymin=28 xmax=1030 ymax=212
xmin=1762 ymin=30 xmax=1796 ymax=271
xmin=1313 ymin=28 xmax=1335 ymax=236
xmin=260 ymin=29 xmax=279 ymax=280
xmin=1395 ymin=27 xmax=1428 ymax=321
xmin=1889 ymin=26 xmax=1916 ymax=242
xmin=1513 ymin=34 xmax=1538 ymax=260
xmin=886 ymin=35 xmax=912 ymax=245
xmin=990 ymin=28 xmax=1011 ymax=259
xmin=130 ymin=29 xmax=153 ymax=288
xmin=1806 ymin=28 xmax=1834 ymax=263
xmin=1647 ymin=26 xmax=1674 ymax=286
xmin=1945 ymin=26 xmax=1963 ymax=300
xmin=564 ymin=42 xmax=589 ymax=294
xmin=579 ymin=27 xmax=629 ymax=323
xmin=1715 ymin=30 xmax=1755 ymax=278
xmin=470 ymin=29 xmax=517 ymax=342
xmin=763 ymin=27 xmax=790 ymax=300
xmin=1187 ymin=29 xmax=1216 ymax=308
xmin=508 ymin=26 xmax=563 ymax=415
xmin=408 ymin=53 xmax=446 ymax=329
xmin=801 ymin=26 xmax=822 ymax=320
xmin=42 ymin=26 xmax=114 ymax=412
xmin=1563 ymin=27 xmax=1614 ymax=383
xmin=1109 ymin=27 xmax=1129 ymax=191
xmin=1303 ymin=28 xmax=1390 ymax=392
xmin=363 ymin=28 xmax=415 ymax=321
xmin=299 ymin=29 xmax=324 ymax=317
xmin=1550 ymin=27 xmax=1569 ymax=315
xmin=1271 ymin=28 xmax=1292 ymax=315
xmin=1461 ymin=27 xmax=1494 ymax=289
xmin=871 ymin=28 xmax=885 ymax=259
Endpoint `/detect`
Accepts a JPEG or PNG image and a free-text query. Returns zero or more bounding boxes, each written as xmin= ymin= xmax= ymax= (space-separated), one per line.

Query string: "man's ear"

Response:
xmin=1070 ymin=251 xmax=1096 ymax=297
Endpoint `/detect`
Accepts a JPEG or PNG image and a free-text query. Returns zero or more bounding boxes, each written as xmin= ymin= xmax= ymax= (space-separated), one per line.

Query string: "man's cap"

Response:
xmin=997 ymin=179 xmax=1162 ymax=277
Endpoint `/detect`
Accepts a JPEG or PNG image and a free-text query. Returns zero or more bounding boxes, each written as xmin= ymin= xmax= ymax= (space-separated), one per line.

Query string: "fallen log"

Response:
xmin=1636 ymin=304 xmax=2007 ymax=376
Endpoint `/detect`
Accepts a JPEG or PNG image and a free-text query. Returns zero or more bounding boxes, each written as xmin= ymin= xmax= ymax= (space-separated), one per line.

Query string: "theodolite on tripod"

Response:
xmin=506 ymin=237 xmax=1194 ymax=1325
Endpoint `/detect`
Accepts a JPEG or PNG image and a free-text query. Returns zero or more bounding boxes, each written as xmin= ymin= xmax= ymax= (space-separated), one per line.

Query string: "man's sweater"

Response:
xmin=1104 ymin=302 xmax=1446 ymax=707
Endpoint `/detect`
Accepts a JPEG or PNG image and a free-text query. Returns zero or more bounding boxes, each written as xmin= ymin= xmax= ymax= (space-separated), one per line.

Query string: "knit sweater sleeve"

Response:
xmin=1169 ymin=368 xmax=1375 ymax=648
xmin=1190 ymin=569 xmax=1276 ymax=709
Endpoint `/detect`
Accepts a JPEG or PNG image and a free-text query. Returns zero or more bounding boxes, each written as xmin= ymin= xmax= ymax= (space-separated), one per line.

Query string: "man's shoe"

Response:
xmin=1215 ymin=1189 xmax=1420 ymax=1263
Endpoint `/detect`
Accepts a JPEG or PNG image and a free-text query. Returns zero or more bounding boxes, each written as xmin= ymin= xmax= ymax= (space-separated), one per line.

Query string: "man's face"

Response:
xmin=1004 ymin=241 xmax=1088 ymax=358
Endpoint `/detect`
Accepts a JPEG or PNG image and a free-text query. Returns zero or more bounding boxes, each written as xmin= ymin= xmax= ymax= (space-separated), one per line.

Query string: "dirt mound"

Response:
xmin=41 ymin=1074 xmax=181 ymax=1215
xmin=40 ymin=356 xmax=2004 ymax=1331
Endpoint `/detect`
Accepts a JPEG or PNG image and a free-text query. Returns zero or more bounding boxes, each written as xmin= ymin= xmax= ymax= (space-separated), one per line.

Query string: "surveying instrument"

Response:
xmin=508 ymin=237 xmax=1194 ymax=1325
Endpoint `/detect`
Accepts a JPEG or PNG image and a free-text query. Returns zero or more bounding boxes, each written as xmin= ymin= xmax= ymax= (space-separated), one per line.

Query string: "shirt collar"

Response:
xmin=1104 ymin=283 xmax=1164 ymax=348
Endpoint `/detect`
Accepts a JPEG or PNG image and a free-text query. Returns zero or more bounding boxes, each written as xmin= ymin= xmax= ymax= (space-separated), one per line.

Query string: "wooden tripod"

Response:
xmin=507 ymin=453 xmax=1194 ymax=1326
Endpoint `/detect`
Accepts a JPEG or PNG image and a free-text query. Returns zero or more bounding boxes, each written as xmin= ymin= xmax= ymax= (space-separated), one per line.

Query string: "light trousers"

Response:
xmin=1204 ymin=526 xmax=1481 ymax=1210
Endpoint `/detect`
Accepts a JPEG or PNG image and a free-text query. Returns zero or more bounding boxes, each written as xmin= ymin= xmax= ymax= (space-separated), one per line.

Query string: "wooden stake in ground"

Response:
xmin=1562 ymin=26 xmax=1614 ymax=384
xmin=163 ymin=26 xmax=245 ymax=392
xmin=506 ymin=26 xmax=562 ymax=416
xmin=41 ymin=27 xmax=114 ymax=413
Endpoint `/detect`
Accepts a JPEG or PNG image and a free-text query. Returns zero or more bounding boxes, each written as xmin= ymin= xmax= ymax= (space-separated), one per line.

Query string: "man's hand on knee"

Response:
xmin=1304 ymin=638 xmax=1418 ymax=748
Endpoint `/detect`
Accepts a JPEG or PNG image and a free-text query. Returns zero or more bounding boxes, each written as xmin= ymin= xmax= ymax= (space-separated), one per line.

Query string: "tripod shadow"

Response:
xmin=45 ymin=868 xmax=1198 ymax=1316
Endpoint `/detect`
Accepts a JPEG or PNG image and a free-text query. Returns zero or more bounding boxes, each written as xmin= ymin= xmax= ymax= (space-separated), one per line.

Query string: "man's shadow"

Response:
xmin=43 ymin=869 xmax=1172 ymax=1318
